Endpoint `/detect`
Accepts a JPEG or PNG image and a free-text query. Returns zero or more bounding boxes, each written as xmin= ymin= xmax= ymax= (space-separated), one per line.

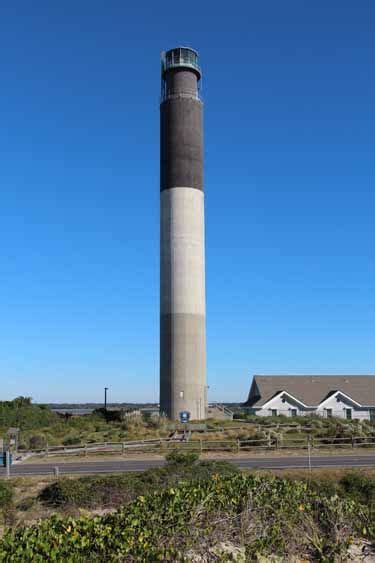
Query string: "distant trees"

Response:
xmin=0 ymin=398 xmax=57 ymax=432
xmin=0 ymin=397 xmax=33 ymax=409
xmin=11 ymin=397 xmax=32 ymax=408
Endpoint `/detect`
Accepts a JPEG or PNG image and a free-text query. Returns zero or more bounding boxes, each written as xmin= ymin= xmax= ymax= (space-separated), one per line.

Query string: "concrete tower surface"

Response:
xmin=160 ymin=47 xmax=206 ymax=420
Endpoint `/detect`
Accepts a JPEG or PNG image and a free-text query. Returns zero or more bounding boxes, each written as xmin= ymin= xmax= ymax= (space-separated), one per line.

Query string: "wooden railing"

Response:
xmin=16 ymin=435 xmax=375 ymax=458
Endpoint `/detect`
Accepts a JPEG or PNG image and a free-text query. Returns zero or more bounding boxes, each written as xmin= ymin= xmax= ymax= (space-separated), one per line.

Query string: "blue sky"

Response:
xmin=1 ymin=1 xmax=374 ymax=403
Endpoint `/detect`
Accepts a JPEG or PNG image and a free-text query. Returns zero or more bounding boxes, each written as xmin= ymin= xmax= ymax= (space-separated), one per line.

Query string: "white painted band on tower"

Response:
xmin=160 ymin=188 xmax=206 ymax=316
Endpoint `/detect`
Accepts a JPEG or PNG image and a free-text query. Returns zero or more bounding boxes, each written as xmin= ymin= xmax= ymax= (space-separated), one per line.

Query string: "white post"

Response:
xmin=307 ymin=439 xmax=312 ymax=477
xmin=6 ymin=451 xmax=10 ymax=479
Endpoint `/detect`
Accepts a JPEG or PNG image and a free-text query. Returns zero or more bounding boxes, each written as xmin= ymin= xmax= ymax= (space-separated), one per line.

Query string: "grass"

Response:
xmin=1 ymin=398 xmax=375 ymax=458
xmin=5 ymin=412 xmax=172 ymax=451
xmin=0 ymin=397 xmax=175 ymax=451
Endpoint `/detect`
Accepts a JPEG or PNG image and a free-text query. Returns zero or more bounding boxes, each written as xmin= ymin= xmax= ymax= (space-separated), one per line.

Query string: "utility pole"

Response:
xmin=104 ymin=387 xmax=109 ymax=413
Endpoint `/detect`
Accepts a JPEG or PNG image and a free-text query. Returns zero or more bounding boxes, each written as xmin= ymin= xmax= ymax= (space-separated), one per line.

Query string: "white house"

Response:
xmin=244 ymin=375 xmax=375 ymax=420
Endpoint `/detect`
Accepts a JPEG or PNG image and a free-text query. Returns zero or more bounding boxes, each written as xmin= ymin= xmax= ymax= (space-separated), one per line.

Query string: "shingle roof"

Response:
xmin=245 ymin=375 xmax=375 ymax=407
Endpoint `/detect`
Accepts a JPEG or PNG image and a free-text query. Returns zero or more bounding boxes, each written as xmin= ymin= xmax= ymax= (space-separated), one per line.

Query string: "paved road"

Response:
xmin=1 ymin=454 xmax=375 ymax=477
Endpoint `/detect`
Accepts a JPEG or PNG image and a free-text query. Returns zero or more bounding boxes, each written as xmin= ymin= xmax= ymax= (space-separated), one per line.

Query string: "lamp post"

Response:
xmin=104 ymin=387 xmax=109 ymax=413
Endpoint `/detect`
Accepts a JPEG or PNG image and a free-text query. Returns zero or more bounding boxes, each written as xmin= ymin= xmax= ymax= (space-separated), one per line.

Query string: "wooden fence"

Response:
xmin=17 ymin=435 xmax=375 ymax=458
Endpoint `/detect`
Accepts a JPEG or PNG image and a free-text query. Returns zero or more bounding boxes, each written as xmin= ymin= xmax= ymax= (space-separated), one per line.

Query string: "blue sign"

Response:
xmin=2 ymin=452 xmax=12 ymax=467
xmin=180 ymin=411 xmax=190 ymax=424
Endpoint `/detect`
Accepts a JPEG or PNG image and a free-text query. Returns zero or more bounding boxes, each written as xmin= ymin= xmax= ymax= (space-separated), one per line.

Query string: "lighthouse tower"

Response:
xmin=160 ymin=47 xmax=206 ymax=420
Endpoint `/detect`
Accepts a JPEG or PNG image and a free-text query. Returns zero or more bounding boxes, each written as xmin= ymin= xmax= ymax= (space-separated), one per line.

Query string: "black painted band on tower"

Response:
xmin=160 ymin=50 xmax=203 ymax=192
xmin=160 ymin=98 xmax=203 ymax=191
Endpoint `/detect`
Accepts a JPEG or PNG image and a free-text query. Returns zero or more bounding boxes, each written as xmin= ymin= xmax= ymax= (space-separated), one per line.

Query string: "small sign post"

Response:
xmin=179 ymin=411 xmax=190 ymax=424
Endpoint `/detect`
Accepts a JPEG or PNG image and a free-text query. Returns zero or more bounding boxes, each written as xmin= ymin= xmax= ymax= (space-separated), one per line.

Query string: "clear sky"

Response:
xmin=1 ymin=1 xmax=374 ymax=403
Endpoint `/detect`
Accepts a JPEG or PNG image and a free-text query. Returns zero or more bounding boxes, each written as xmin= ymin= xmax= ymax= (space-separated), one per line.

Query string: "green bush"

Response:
xmin=0 ymin=398 xmax=57 ymax=431
xmin=165 ymin=449 xmax=199 ymax=465
xmin=93 ymin=408 xmax=124 ymax=422
xmin=28 ymin=433 xmax=47 ymax=450
xmin=39 ymin=458 xmax=239 ymax=509
xmin=0 ymin=482 xmax=13 ymax=509
xmin=62 ymin=435 xmax=81 ymax=446
xmin=340 ymin=472 xmax=375 ymax=506
xmin=39 ymin=474 xmax=140 ymax=508
xmin=1 ymin=473 xmax=372 ymax=561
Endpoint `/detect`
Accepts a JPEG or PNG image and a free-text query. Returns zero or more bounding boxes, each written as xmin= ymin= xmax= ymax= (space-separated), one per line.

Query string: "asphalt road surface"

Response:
xmin=1 ymin=454 xmax=375 ymax=477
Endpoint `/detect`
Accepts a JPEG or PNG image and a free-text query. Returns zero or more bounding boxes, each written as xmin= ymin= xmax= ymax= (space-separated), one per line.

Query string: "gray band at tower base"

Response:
xmin=160 ymin=313 xmax=206 ymax=420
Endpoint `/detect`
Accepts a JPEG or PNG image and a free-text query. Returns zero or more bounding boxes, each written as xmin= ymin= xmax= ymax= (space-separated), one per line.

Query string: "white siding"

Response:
xmin=316 ymin=394 xmax=370 ymax=420
xmin=255 ymin=392 xmax=371 ymax=420
xmin=256 ymin=394 xmax=305 ymax=417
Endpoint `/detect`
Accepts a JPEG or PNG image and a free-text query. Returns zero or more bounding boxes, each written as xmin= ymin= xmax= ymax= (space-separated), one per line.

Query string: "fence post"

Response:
xmin=46 ymin=443 xmax=49 ymax=458
xmin=85 ymin=444 xmax=88 ymax=457
xmin=237 ymin=439 xmax=240 ymax=453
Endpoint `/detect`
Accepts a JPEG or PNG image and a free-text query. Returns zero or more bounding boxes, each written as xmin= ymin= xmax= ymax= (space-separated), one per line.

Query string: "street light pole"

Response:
xmin=104 ymin=387 xmax=109 ymax=413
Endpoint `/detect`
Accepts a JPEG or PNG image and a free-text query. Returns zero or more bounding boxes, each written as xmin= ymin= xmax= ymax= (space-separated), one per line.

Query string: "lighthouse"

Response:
xmin=160 ymin=47 xmax=206 ymax=420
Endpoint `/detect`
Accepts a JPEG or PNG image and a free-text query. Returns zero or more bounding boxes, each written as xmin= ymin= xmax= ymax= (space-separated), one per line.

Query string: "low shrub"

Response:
xmin=28 ymin=433 xmax=47 ymax=450
xmin=39 ymin=455 xmax=239 ymax=509
xmin=62 ymin=435 xmax=81 ymax=446
xmin=0 ymin=398 xmax=57 ymax=431
xmin=165 ymin=449 xmax=199 ymax=466
xmin=0 ymin=482 xmax=13 ymax=509
xmin=16 ymin=496 xmax=36 ymax=512
xmin=39 ymin=474 xmax=140 ymax=508
xmin=340 ymin=472 xmax=375 ymax=507
xmin=1 ymin=473 xmax=372 ymax=561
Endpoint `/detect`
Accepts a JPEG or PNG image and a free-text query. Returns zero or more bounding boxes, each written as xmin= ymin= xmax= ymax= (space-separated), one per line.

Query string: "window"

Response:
xmin=346 ymin=409 xmax=352 ymax=420
xmin=370 ymin=409 xmax=375 ymax=421
xmin=326 ymin=409 xmax=333 ymax=418
xmin=291 ymin=409 xmax=297 ymax=417
xmin=271 ymin=409 xmax=277 ymax=417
